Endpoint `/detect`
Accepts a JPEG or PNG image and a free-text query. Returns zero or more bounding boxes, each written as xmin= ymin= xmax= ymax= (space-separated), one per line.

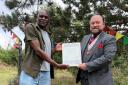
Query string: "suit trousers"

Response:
xmin=81 ymin=79 xmax=89 ymax=85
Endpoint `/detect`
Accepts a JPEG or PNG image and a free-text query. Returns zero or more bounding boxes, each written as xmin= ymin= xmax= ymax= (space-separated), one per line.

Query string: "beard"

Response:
xmin=91 ymin=28 xmax=102 ymax=34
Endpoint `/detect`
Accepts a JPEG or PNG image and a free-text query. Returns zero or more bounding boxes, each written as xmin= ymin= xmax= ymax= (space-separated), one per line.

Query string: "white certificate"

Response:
xmin=62 ymin=42 xmax=82 ymax=66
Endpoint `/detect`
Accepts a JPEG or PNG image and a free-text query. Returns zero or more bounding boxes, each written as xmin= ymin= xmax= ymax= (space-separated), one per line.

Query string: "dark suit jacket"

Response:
xmin=76 ymin=32 xmax=117 ymax=85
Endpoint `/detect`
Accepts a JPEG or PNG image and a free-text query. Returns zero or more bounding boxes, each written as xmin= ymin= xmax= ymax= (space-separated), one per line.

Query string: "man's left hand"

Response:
xmin=54 ymin=42 xmax=62 ymax=52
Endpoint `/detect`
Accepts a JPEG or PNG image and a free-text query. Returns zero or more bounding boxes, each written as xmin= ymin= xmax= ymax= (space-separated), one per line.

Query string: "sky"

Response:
xmin=0 ymin=0 xmax=25 ymax=49
xmin=0 ymin=0 xmax=12 ymax=15
xmin=0 ymin=0 xmax=65 ymax=49
xmin=0 ymin=25 xmax=10 ymax=49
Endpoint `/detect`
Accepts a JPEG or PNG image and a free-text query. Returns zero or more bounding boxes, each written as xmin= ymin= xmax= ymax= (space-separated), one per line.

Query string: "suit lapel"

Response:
xmin=90 ymin=32 xmax=104 ymax=51
xmin=85 ymin=32 xmax=105 ymax=62
xmin=81 ymin=34 xmax=91 ymax=56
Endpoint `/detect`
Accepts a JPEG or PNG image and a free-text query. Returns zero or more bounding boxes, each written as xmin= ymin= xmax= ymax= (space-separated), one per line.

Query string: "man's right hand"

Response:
xmin=57 ymin=64 xmax=69 ymax=69
xmin=78 ymin=63 xmax=87 ymax=71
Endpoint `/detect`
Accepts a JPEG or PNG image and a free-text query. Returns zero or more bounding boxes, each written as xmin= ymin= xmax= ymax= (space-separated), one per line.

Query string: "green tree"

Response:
xmin=1 ymin=1 xmax=128 ymax=84
xmin=110 ymin=0 xmax=128 ymax=12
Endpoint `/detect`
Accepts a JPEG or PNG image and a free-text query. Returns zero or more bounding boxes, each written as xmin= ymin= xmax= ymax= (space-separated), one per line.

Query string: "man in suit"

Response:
xmin=76 ymin=15 xmax=117 ymax=85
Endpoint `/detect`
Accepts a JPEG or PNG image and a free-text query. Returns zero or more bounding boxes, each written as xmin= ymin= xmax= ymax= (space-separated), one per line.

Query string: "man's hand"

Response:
xmin=54 ymin=43 xmax=62 ymax=52
xmin=57 ymin=64 xmax=69 ymax=69
xmin=78 ymin=63 xmax=87 ymax=71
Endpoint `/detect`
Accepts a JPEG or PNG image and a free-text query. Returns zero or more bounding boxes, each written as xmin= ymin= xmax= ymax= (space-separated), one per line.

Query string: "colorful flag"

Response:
xmin=108 ymin=29 xmax=117 ymax=36
xmin=9 ymin=31 xmax=20 ymax=49
xmin=103 ymin=26 xmax=116 ymax=36
xmin=11 ymin=32 xmax=17 ymax=39
xmin=115 ymin=32 xmax=124 ymax=40
xmin=123 ymin=36 xmax=128 ymax=45
xmin=13 ymin=38 xmax=20 ymax=48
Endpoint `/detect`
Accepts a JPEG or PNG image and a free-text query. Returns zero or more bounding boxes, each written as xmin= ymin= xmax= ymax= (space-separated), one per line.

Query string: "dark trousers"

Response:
xmin=81 ymin=79 xmax=89 ymax=85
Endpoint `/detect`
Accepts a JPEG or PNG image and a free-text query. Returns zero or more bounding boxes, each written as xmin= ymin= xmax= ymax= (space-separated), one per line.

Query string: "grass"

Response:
xmin=0 ymin=61 xmax=17 ymax=85
xmin=52 ymin=70 xmax=80 ymax=85
xmin=1 ymin=61 xmax=128 ymax=85
xmin=0 ymin=61 xmax=80 ymax=85
xmin=113 ymin=67 xmax=128 ymax=85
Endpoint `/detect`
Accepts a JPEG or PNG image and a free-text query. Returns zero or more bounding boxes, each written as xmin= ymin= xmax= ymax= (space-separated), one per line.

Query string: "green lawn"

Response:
xmin=1 ymin=62 xmax=128 ymax=85
xmin=0 ymin=62 xmax=80 ymax=85
xmin=52 ymin=70 xmax=80 ymax=85
xmin=0 ymin=63 xmax=17 ymax=85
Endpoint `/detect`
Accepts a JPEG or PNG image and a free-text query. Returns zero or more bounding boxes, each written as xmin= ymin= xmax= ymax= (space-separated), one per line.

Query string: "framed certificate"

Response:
xmin=62 ymin=42 xmax=82 ymax=66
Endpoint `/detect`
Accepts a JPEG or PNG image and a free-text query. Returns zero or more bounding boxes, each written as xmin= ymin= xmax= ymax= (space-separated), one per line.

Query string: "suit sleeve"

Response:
xmin=86 ymin=36 xmax=117 ymax=72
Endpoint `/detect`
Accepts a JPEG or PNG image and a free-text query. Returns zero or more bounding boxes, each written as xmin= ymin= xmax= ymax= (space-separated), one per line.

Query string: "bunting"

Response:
xmin=10 ymin=31 xmax=20 ymax=49
xmin=13 ymin=38 xmax=20 ymax=48
xmin=123 ymin=36 xmax=128 ymax=45
xmin=115 ymin=32 xmax=124 ymax=40
xmin=11 ymin=32 xmax=17 ymax=39
xmin=103 ymin=26 xmax=128 ymax=46
xmin=103 ymin=26 xmax=117 ymax=36
xmin=108 ymin=29 xmax=117 ymax=36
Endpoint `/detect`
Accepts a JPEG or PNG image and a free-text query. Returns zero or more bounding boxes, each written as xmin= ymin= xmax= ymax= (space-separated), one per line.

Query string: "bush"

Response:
xmin=113 ymin=67 xmax=128 ymax=85
xmin=0 ymin=48 xmax=18 ymax=65
xmin=53 ymin=52 xmax=62 ymax=63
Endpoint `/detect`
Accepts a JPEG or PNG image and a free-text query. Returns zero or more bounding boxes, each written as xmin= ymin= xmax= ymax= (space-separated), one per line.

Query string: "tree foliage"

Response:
xmin=0 ymin=48 xmax=18 ymax=65
xmin=0 ymin=0 xmax=128 ymax=84
xmin=110 ymin=0 xmax=128 ymax=12
xmin=0 ymin=11 xmax=19 ymax=30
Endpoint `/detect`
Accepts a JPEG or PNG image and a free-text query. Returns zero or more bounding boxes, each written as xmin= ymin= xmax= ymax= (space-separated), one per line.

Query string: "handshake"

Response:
xmin=56 ymin=64 xmax=69 ymax=69
xmin=55 ymin=63 xmax=86 ymax=71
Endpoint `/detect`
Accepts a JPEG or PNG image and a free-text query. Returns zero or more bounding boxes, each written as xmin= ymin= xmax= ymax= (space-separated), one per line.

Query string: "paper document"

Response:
xmin=62 ymin=42 xmax=82 ymax=66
